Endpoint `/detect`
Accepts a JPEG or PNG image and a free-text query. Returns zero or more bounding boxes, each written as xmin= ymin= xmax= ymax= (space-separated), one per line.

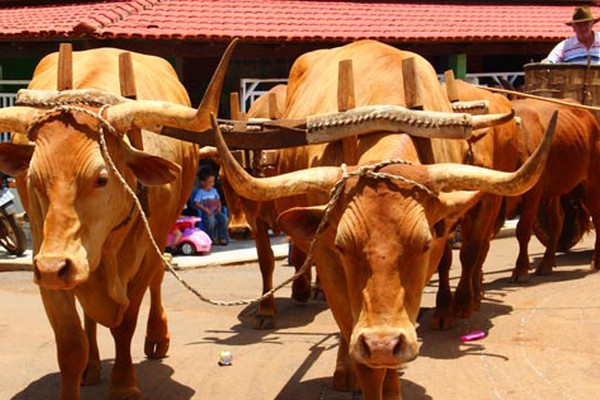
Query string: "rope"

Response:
xmin=21 ymin=99 xmax=439 ymax=307
xmin=476 ymin=85 xmax=600 ymax=113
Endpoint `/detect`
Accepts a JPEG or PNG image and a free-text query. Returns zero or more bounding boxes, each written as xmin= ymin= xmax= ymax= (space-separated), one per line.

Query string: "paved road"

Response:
xmin=0 ymin=233 xmax=598 ymax=399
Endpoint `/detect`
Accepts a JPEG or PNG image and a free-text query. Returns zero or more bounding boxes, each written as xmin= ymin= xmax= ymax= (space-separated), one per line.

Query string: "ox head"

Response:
xmin=211 ymin=111 xmax=557 ymax=368
xmin=0 ymin=40 xmax=237 ymax=290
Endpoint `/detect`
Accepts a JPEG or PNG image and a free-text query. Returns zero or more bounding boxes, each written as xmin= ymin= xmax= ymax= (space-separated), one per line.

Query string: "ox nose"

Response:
xmin=354 ymin=328 xmax=417 ymax=367
xmin=33 ymin=256 xmax=73 ymax=289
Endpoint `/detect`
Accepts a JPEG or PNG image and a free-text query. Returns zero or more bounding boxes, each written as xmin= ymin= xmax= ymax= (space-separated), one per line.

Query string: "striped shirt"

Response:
xmin=545 ymin=32 xmax=600 ymax=64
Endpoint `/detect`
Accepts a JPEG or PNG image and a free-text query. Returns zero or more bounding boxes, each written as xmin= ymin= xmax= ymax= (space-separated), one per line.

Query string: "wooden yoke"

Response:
xmin=444 ymin=69 xmax=460 ymax=103
xmin=404 ymin=57 xmax=434 ymax=164
xmin=338 ymin=59 xmax=358 ymax=165
xmin=229 ymin=92 xmax=248 ymax=169
xmin=57 ymin=43 xmax=73 ymax=91
xmin=119 ymin=52 xmax=150 ymax=215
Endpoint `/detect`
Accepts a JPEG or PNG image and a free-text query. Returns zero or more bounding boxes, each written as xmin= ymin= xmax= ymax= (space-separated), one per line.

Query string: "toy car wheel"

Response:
xmin=179 ymin=242 xmax=196 ymax=256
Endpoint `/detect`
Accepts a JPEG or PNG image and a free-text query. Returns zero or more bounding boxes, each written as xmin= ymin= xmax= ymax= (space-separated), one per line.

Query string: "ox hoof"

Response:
xmin=291 ymin=288 xmax=311 ymax=303
xmin=534 ymin=265 xmax=554 ymax=276
xmin=311 ymin=286 xmax=326 ymax=302
xmin=109 ymin=387 xmax=143 ymax=400
xmin=430 ymin=313 xmax=454 ymax=331
xmin=144 ymin=337 xmax=170 ymax=359
xmin=333 ymin=367 xmax=360 ymax=391
xmin=81 ymin=362 xmax=101 ymax=386
xmin=253 ymin=315 xmax=275 ymax=330
xmin=510 ymin=269 xmax=530 ymax=283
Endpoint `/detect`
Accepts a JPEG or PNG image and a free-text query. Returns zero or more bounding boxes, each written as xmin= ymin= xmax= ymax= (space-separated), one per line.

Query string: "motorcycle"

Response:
xmin=0 ymin=175 xmax=27 ymax=256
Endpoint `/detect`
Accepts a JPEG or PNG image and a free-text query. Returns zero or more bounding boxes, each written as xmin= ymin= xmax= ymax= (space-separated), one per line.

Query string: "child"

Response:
xmin=193 ymin=169 xmax=229 ymax=245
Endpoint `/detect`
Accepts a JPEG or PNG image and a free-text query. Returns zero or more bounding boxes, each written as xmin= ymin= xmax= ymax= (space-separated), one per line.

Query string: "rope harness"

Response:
xmin=20 ymin=100 xmax=439 ymax=307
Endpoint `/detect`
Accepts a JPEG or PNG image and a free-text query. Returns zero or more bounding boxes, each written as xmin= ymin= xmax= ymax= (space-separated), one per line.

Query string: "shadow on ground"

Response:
xmin=11 ymin=359 xmax=194 ymax=400
xmin=191 ymin=297 xmax=330 ymax=347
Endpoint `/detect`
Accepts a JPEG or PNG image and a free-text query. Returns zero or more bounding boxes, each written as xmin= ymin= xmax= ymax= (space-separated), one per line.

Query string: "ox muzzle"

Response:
xmin=33 ymin=254 xmax=86 ymax=290
xmin=350 ymin=326 xmax=419 ymax=368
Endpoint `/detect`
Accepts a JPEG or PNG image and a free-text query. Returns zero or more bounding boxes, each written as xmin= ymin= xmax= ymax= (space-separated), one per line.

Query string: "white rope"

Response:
xmin=23 ymin=101 xmax=439 ymax=307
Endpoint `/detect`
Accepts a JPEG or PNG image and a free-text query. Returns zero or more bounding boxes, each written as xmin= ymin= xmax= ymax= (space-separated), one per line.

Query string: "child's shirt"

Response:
xmin=194 ymin=188 xmax=221 ymax=213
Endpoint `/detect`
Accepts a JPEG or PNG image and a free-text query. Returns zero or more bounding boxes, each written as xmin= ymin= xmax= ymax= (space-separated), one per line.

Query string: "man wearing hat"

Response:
xmin=544 ymin=6 xmax=600 ymax=63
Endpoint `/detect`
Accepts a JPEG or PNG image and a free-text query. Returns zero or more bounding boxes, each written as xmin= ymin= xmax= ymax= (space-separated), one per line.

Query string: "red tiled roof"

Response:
xmin=0 ymin=1 xmax=595 ymax=42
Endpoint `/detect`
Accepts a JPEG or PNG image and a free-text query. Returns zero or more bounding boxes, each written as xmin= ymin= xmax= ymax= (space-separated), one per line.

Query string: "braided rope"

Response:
xmin=22 ymin=100 xmax=439 ymax=307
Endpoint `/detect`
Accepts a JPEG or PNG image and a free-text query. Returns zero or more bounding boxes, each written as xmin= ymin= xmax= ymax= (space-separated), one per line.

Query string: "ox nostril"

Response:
xmin=33 ymin=260 xmax=41 ymax=282
xmin=58 ymin=260 xmax=70 ymax=280
xmin=358 ymin=334 xmax=372 ymax=359
xmin=393 ymin=334 xmax=405 ymax=358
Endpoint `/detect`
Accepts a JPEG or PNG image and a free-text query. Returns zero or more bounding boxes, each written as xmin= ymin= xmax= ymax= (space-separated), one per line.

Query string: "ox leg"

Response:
xmin=432 ymin=242 xmax=454 ymax=330
xmin=511 ymin=187 xmax=543 ymax=283
xmin=354 ymin=363 xmax=389 ymax=400
xmin=535 ymin=196 xmax=562 ymax=276
xmin=584 ymin=184 xmax=600 ymax=270
xmin=40 ymin=289 xmax=87 ymax=400
xmin=254 ymin=220 xmax=276 ymax=330
xmin=144 ymin=268 xmax=170 ymax=359
xmin=383 ymin=369 xmax=402 ymax=400
xmin=333 ymin=335 xmax=359 ymax=391
xmin=82 ymin=314 xmax=101 ymax=386
xmin=455 ymin=196 xmax=502 ymax=317
xmin=109 ymin=291 xmax=144 ymax=400
xmin=289 ymin=243 xmax=312 ymax=303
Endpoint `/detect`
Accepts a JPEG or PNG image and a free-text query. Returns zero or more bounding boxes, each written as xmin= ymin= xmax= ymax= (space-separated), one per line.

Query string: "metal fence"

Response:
xmin=0 ymin=80 xmax=30 ymax=143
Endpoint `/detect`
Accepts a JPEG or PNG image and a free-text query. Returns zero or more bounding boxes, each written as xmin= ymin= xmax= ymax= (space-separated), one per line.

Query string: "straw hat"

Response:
xmin=566 ymin=6 xmax=600 ymax=26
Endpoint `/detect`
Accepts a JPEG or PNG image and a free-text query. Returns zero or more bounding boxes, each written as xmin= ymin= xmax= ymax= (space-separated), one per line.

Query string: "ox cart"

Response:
xmin=523 ymin=63 xmax=596 ymax=251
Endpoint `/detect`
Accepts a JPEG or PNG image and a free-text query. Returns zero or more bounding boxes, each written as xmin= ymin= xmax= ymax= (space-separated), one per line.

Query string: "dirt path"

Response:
xmin=0 ymin=234 xmax=598 ymax=399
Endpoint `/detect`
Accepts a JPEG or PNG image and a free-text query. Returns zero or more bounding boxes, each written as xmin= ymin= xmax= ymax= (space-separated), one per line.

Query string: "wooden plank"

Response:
xmin=118 ymin=52 xmax=144 ymax=150
xmin=230 ymin=92 xmax=240 ymax=120
xmin=57 ymin=43 xmax=73 ymax=91
xmin=118 ymin=52 xmax=137 ymax=99
xmin=444 ymin=69 xmax=459 ymax=102
xmin=338 ymin=59 xmax=358 ymax=164
xmin=404 ymin=57 xmax=435 ymax=164
xmin=402 ymin=58 xmax=423 ymax=109
xmin=268 ymin=92 xmax=278 ymax=120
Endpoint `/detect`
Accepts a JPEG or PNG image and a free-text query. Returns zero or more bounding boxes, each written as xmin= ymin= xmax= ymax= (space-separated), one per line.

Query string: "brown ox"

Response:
xmin=212 ymin=40 xmax=555 ymax=399
xmin=218 ymin=84 xmax=317 ymax=328
xmin=434 ymin=80 xmax=520 ymax=326
xmin=508 ymin=99 xmax=600 ymax=281
xmin=0 ymin=45 xmax=233 ymax=399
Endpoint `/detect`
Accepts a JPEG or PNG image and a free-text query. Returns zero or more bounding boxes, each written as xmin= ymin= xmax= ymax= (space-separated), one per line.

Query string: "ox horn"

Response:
xmin=427 ymin=110 xmax=558 ymax=195
xmin=305 ymin=105 xmax=514 ymax=141
xmin=451 ymin=100 xmax=489 ymax=115
xmin=211 ymin=113 xmax=341 ymax=201
xmin=105 ymin=38 xmax=239 ymax=133
xmin=0 ymin=106 xmax=40 ymax=135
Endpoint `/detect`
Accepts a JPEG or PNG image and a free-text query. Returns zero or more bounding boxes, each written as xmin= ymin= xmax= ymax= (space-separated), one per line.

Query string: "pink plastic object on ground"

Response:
xmin=460 ymin=330 xmax=486 ymax=342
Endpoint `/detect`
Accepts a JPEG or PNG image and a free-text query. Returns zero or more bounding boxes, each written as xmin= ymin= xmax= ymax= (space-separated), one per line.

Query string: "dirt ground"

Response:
xmin=0 ymin=233 xmax=599 ymax=400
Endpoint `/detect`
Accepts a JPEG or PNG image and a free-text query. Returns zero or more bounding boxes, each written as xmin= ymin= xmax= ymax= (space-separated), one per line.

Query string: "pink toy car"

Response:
xmin=167 ymin=216 xmax=212 ymax=255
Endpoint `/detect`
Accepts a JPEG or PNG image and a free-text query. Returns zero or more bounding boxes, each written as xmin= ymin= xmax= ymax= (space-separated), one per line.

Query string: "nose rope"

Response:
xmin=21 ymin=101 xmax=439 ymax=307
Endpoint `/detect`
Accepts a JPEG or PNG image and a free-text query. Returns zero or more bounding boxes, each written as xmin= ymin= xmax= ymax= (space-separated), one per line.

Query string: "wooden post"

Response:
xmin=119 ymin=52 xmax=149 ymax=215
xmin=444 ymin=69 xmax=459 ymax=103
xmin=402 ymin=58 xmax=423 ymax=110
xmin=229 ymin=92 xmax=248 ymax=168
xmin=268 ymin=92 xmax=278 ymax=120
xmin=338 ymin=59 xmax=358 ymax=165
xmin=57 ymin=43 xmax=73 ymax=90
xmin=448 ymin=53 xmax=467 ymax=80
xmin=403 ymin=57 xmax=435 ymax=164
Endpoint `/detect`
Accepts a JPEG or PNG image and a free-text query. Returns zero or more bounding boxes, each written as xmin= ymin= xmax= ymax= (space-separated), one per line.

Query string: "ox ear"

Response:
xmin=277 ymin=206 xmax=327 ymax=253
xmin=0 ymin=142 xmax=34 ymax=176
xmin=433 ymin=191 xmax=482 ymax=224
xmin=125 ymin=147 xmax=182 ymax=186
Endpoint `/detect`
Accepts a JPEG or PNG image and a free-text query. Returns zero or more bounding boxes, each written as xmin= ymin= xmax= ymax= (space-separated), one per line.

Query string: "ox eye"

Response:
xmin=96 ymin=171 xmax=109 ymax=187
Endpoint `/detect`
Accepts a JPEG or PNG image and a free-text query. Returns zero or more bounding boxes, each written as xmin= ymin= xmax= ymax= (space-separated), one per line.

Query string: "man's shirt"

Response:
xmin=545 ymin=32 xmax=600 ymax=63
